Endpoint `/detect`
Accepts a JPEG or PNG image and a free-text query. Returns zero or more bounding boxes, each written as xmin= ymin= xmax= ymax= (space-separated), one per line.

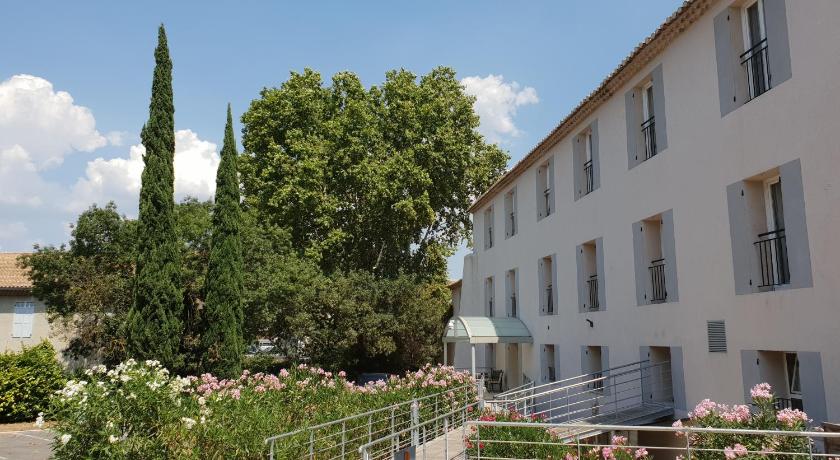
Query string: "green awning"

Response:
xmin=442 ymin=316 xmax=533 ymax=344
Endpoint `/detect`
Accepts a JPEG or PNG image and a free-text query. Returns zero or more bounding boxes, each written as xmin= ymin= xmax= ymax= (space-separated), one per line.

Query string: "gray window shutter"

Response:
xmin=779 ymin=159 xmax=813 ymax=289
xmin=514 ymin=268 xmax=520 ymax=318
xmin=576 ymin=245 xmax=586 ymax=313
xmin=763 ymin=0 xmax=792 ymax=87
xmin=661 ymin=210 xmax=679 ymax=302
xmin=726 ymin=181 xmax=753 ymax=295
xmin=670 ymin=347 xmax=687 ymax=413
xmin=548 ymin=157 xmax=555 ymax=214
xmin=625 ymin=89 xmax=638 ymax=168
xmin=798 ymin=352 xmax=827 ymax=424
xmin=580 ymin=346 xmax=589 ymax=375
xmin=538 ymin=258 xmax=546 ymax=315
xmin=714 ymin=8 xmax=738 ymax=116
xmin=651 ymin=64 xmax=668 ymax=152
xmin=632 ymin=222 xmax=648 ymax=306
xmin=590 ymin=120 xmax=600 ymax=190
xmin=573 ymin=135 xmax=584 ymax=200
xmin=550 ymin=253 xmax=558 ymax=315
xmin=595 ymin=237 xmax=606 ymax=310
xmin=740 ymin=350 xmax=760 ymax=403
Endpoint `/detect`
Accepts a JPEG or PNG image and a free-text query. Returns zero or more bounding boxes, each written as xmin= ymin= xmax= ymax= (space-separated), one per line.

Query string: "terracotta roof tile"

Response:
xmin=0 ymin=253 xmax=32 ymax=290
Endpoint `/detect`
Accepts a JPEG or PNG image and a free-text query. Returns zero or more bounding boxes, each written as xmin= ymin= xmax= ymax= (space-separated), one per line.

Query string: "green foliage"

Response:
xmin=0 ymin=341 xmax=65 ymax=422
xmin=272 ymin=270 xmax=450 ymax=374
xmin=50 ymin=360 xmax=475 ymax=459
xmin=240 ymin=67 xmax=508 ymax=279
xmin=125 ymin=25 xmax=184 ymax=370
xmin=20 ymin=203 xmax=136 ymax=363
xmin=199 ymin=106 xmax=245 ymax=378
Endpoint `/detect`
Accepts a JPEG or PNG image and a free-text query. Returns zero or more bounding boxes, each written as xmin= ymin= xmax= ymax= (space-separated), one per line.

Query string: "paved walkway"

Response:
xmin=0 ymin=429 xmax=53 ymax=460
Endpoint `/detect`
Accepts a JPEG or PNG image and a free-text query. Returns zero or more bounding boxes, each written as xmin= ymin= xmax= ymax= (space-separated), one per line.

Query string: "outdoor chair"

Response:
xmin=486 ymin=369 xmax=504 ymax=392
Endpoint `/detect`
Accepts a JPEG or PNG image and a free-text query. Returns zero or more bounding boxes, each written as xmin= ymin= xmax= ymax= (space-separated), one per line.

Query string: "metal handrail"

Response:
xmin=494 ymin=360 xmax=651 ymax=400
xmin=490 ymin=360 xmax=663 ymax=405
xmin=583 ymin=159 xmax=594 ymax=195
xmin=741 ymin=38 xmax=770 ymax=100
xmin=265 ymin=382 xmax=471 ymax=442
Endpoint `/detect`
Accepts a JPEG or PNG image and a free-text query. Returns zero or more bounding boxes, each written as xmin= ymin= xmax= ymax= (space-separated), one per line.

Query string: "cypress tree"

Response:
xmin=200 ymin=105 xmax=244 ymax=377
xmin=124 ymin=25 xmax=184 ymax=370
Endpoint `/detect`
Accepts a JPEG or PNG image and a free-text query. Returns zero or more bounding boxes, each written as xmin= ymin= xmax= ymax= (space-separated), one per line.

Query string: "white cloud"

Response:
xmin=67 ymin=129 xmax=220 ymax=214
xmin=105 ymin=131 xmax=129 ymax=146
xmin=0 ymin=74 xmax=108 ymax=169
xmin=0 ymin=145 xmax=61 ymax=207
xmin=460 ymin=74 xmax=538 ymax=143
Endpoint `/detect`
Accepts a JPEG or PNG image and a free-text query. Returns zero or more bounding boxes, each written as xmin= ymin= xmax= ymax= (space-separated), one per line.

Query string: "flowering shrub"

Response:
xmin=0 ymin=341 xmax=65 ymax=423
xmin=672 ymin=383 xmax=812 ymax=459
xmin=50 ymin=360 xmax=475 ymax=459
xmin=464 ymin=409 xmax=650 ymax=459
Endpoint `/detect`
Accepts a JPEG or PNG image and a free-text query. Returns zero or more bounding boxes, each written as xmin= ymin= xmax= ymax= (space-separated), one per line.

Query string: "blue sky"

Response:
xmin=0 ymin=1 xmax=682 ymax=278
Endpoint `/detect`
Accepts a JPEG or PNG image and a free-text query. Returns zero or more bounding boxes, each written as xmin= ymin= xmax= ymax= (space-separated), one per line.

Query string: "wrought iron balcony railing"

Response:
xmin=583 ymin=159 xmax=594 ymax=195
xmin=641 ymin=116 xmax=657 ymax=160
xmin=754 ymin=228 xmax=790 ymax=287
xmin=545 ymin=285 xmax=554 ymax=314
xmin=649 ymin=258 xmax=667 ymax=303
xmin=543 ymin=188 xmax=551 ymax=216
xmin=741 ymin=38 xmax=769 ymax=100
xmin=587 ymin=275 xmax=599 ymax=311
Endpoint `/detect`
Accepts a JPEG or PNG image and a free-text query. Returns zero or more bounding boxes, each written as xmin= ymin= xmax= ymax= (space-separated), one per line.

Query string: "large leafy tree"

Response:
xmin=124 ymin=25 xmax=184 ymax=369
xmin=240 ymin=67 xmax=508 ymax=279
xmin=199 ymin=106 xmax=245 ymax=377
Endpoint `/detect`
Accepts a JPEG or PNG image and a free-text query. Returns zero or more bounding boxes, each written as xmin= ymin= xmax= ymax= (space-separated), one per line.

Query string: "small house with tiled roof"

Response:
xmin=0 ymin=253 xmax=64 ymax=353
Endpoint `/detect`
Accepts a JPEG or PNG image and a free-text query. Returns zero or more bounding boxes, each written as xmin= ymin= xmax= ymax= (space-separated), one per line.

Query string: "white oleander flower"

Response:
xmin=60 ymin=434 xmax=72 ymax=445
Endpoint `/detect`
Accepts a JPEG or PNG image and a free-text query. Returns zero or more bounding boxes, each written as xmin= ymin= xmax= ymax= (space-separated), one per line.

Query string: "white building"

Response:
xmin=448 ymin=0 xmax=839 ymax=425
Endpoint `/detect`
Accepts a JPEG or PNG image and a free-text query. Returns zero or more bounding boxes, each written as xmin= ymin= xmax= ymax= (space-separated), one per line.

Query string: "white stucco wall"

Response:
xmin=456 ymin=0 xmax=840 ymax=422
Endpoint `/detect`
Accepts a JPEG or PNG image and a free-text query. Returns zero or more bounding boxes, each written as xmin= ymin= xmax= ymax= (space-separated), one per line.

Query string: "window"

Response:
xmin=574 ymin=120 xmax=600 ymax=200
xmin=543 ymin=345 xmax=556 ymax=382
xmin=726 ymin=159 xmax=810 ymax=294
xmin=504 ymin=188 xmax=517 ymax=238
xmin=633 ymin=210 xmax=679 ymax=305
xmin=506 ymin=268 xmax=518 ymax=318
xmin=713 ymin=0 xmax=791 ymax=116
xmin=486 ymin=343 xmax=496 ymax=372
xmin=742 ymin=0 xmax=769 ymax=100
xmin=539 ymin=255 xmax=555 ymax=315
xmin=583 ymin=346 xmax=606 ymax=392
xmin=484 ymin=206 xmax=494 ymax=250
xmin=577 ymin=239 xmax=604 ymax=312
xmin=625 ymin=65 xmax=667 ymax=169
xmin=485 ymin=277 xmax=495 ymax=317
xmin=536 ymin=157 xmax=554 ymax=220
xmin=12 ymin=302 xmax=34 ymax=338
xmin=785 ymin=352 xmax=801 ymax=395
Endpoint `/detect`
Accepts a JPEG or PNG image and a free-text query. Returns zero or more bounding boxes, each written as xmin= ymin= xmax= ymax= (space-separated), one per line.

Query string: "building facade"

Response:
xmin=0 ymin=253 xmax=65 ymax=354
xmin=451 ymin=0 xmax=839 ymax=424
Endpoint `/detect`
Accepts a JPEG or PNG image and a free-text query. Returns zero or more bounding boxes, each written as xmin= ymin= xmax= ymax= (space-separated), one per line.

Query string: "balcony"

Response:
xmin=587 ymin=275 xmax=599 ymax=311
xmin=641 ymin=116 xmax=657 ymax=160
xmin=543 ymin=188 xmax=551 ymax=216
xmin=741 ymin=38 xmax=769 ymax=100
xmin=754 ymin=229 xmax=790 ymax=288
xmin=545 ymin=284 xmax=554 ymax=314
xmin=583 ymin=159 xmax=594 ymax=195
xmin=649 ymin=258 xmax=667 ymax=303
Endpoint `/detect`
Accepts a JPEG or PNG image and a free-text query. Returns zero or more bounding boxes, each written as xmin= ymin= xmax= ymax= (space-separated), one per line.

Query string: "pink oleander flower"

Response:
xmin=724 ymin=443 xmax=748 ymax=459
xmin=565 ymin=454 xmax=579 ymax=460
xmin=338 ymin=371 xmax=346 ymax=378
xmin=601 ymin=446 xmax=615 ymax=459
xmin=690 ymin=399 xmax=718 ymax=418
xmin=721 ymin=404 xmax=751 ymax=423
xmin=634 ymin=448 xmax=649 ymax=458
xmin=777 ymin=408 xmax=810 ymax=427
xmin=611 ymin=435 xmax=627 ymax=446
xmin=750 ymin=382 xmax=773 ymax=400
xmin=278 ymin=368 xmax=290 ymax=378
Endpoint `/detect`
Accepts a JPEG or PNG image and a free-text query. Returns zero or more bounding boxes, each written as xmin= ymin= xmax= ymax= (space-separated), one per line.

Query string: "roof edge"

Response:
xmin=468 ymin=0 xmax=714 ymax=213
